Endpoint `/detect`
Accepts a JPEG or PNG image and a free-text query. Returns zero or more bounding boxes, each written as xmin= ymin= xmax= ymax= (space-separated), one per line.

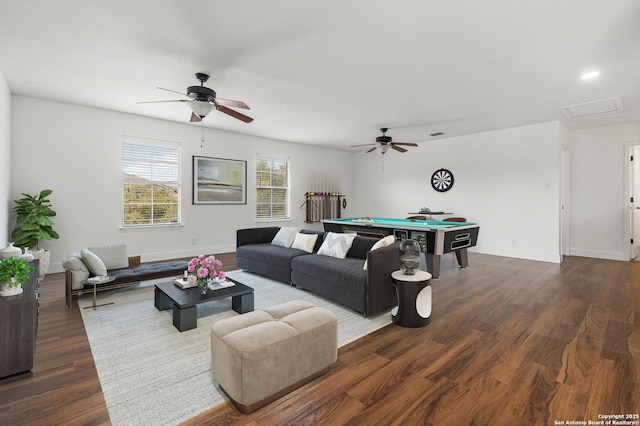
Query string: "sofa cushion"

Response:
xmin=81 ymin=248 xmax=107 ymax=276
xmin=291 ymin=233 xmax=318 ymax=253
xmin=88 ymin=244 xmax=129 ymax=270
xmin=237 ymin=243 xmax=309 ymax=269
xmin=317 ymin=232 xmax=356 ymax=259
xmin=271 ymin=227 xmax=301 ymax=248
xmin=363 ymin=235 xmax=396 ymax=270
xmin=291 ymin=254 xmax=367 ymax=294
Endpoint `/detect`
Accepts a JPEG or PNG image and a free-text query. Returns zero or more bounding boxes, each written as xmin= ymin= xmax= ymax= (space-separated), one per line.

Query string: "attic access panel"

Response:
xmin=559 ymin=97 xmax=623 ymax=119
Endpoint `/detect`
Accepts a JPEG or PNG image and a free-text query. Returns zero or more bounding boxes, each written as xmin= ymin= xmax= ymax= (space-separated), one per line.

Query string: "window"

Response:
xmin=122 ymin=139 xmax=181 ymax=226
xmin=256 ymin=154 xmax=290 ymax=220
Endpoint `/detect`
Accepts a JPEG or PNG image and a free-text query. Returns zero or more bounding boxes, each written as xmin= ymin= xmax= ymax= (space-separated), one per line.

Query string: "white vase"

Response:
xmin=0 ymin=277 xmax=23 ymax=297
xmin=31 ymin=249 xmax=50 ymax=281
xmin=0 ymin=242 xmax=22 ymax=260
xmin=20 ymin=247 xmax=35 ymax=262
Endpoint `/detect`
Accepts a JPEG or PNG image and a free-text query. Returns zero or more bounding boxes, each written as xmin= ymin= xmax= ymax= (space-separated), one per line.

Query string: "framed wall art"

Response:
xmin=192 ymin=156 xmax=247 ymax=204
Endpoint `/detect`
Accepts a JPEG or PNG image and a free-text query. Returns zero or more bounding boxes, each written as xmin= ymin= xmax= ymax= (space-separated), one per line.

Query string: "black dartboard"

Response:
xmin=431 ymin=168 xmax=454 ymax=192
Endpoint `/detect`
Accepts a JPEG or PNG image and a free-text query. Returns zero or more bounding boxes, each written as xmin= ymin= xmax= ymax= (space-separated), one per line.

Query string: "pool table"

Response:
xmin=322 ymin=217 xmax=480 ymax=278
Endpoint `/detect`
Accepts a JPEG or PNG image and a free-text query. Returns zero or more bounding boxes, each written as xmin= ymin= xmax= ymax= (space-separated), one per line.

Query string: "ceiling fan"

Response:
xmin=350 ymin=128 xmax=418 ymax=154
xmin=137 ymin=73 xmax=253 ymax=123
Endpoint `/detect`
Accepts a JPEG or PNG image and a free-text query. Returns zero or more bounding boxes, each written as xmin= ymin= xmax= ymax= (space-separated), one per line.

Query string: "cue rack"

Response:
xmin=302 ymin=192 xmax=345 ymax=223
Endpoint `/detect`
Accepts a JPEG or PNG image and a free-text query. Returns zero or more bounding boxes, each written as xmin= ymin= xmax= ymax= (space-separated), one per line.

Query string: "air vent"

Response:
xmin=559 ymin=97 xmax=623 ymax=119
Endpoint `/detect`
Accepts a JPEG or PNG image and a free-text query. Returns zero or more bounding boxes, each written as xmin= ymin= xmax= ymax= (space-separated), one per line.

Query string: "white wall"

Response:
xmin=10 ymin=96 xmax=352 ymax=272
xmin=10 ymin=93 xmax=639 ymax=271
xmin=0 ymin=69 xmax=10 ymax=244
xmin=350 ymin=122 xmax=563 ymax=263
xmin=569 ymin=123 xmax=640 ymax=260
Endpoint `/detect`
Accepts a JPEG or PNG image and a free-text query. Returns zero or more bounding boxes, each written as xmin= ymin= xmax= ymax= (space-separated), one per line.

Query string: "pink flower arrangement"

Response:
xmin=186 ymin=254 xmax=224 ymax=287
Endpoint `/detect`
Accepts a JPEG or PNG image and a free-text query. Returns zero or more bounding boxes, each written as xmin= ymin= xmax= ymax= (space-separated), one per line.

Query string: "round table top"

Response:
xmin=87 ymin=275 xmax=116 ymax=284
xmin=391 ymin=270 xmax=432 ymax=282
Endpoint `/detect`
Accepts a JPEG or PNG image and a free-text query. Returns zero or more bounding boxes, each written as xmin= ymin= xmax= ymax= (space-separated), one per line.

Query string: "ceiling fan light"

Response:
xmin=190 ymin=101 xmax=213 ymax=117
xmin=380 ymin=145 xmax=390 ymax=154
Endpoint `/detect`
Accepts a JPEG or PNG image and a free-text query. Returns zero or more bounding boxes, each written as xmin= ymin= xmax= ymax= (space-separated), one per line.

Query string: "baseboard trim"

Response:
xmin=473 ymin=248 xmax=562 ymax=264
xmin=567 ymin=249 xmax=626 ymax=261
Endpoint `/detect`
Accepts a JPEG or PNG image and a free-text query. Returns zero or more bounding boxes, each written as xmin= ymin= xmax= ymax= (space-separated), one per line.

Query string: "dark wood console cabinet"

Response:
xmin=0 ymin=260 xmax=39 ymax=382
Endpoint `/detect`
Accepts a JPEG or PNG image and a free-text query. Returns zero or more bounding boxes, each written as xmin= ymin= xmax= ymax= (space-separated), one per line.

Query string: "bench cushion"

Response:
xmin=107 ymin=260 xmax=188 ymax=285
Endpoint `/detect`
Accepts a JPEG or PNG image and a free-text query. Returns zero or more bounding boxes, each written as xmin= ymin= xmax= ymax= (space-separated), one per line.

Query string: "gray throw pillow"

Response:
xmin=88 ymin=244 xmax=129 ymax=270
xmin=271 ymin=227 xmax=301 ymax=248
xmin=81 ymin=248 xmax=108 ymax=277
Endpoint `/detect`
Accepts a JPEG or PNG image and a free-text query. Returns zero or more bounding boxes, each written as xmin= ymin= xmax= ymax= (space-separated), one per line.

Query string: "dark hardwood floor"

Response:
xmin=1 ymin=252 xmax=638 ymax=425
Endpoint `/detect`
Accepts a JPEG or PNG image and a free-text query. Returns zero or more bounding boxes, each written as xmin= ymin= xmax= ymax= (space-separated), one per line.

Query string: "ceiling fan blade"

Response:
xmin=366 ymin=147 xmax=377 ymax=153
xmin=216 ymin=104 xmax=254 ymax=123
xmin=157 ymin=87 xmax=191 ymax=98
xmin=215 ymin=98 xmax=250 ymax=110
xmin=136 ymin=99 xmax=188 ymax=104
xmin=391 ymin=142 xmax=418 ymax=147
xmin=350 ymin=143 xmax=378 ymax=147
xmin=190 ymin=112 xmax=202 ymax=122
xmin=392 ymin=145 xmax=408 ymax=153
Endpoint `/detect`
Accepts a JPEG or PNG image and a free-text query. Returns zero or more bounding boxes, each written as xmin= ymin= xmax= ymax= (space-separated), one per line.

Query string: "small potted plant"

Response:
xmin=0 ymin=257 xmax=36 ymax=296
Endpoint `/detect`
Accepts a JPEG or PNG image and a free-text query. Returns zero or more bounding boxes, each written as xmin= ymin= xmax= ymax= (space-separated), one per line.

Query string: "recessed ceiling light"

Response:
xmin=580 ymin=71 xmax=600 ymax=80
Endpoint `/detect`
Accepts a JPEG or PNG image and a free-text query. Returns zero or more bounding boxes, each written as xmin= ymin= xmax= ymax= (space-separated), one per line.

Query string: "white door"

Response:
xmin=632 ymin=146 xmax=640 ymax=259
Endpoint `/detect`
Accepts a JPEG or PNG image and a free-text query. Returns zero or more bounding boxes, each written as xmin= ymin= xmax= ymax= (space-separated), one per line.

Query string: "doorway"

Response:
xmin=625 ymin=141 xmax=640 ymax=260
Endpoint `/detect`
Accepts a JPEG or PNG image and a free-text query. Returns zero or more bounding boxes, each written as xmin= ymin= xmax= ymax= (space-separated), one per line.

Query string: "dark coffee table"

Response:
xmin=154 ymin=278 xmax=254 ymax=332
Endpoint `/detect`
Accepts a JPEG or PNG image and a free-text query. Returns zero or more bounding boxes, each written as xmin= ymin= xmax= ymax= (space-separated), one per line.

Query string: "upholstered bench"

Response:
xmin=211 ymin=300 xmax=337 ymax=413
xmin=62 ymin=244 xmax=188 ymax=308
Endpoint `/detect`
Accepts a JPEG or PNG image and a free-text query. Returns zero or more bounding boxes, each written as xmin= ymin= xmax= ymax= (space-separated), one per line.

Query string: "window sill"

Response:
xmin=120 ymin=223 xmax=184 ymax=231
xmin=255 ymin=218 xmax=292 ymax=223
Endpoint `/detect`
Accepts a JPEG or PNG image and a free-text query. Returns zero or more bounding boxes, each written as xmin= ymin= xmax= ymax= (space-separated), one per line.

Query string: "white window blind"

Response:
xmin=256 ymin=154 xmax=290 ymax=220
xmin=122 ymin=140 xmax=181 ymax=226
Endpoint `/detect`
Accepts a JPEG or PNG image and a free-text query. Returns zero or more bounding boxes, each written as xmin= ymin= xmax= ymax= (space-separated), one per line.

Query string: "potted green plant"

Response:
xmin=0 ymin=257 xmax=36 ymax=296
xmin=11 ymin=189 xmax=59 ymax=280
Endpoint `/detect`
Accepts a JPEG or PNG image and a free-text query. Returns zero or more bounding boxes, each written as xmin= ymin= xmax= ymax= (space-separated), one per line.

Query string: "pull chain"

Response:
xmin=201 ymin=122 xmax=204 ymax=148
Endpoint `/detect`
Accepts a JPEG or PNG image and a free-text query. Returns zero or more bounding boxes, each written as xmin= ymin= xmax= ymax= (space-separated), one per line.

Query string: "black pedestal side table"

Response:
xmin=391 ymin=270 xmax=432 ymax=327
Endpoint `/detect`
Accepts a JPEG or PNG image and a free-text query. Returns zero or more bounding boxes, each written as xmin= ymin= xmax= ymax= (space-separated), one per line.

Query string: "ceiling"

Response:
xmin=1 ymin=0 xmax=639 ymax=151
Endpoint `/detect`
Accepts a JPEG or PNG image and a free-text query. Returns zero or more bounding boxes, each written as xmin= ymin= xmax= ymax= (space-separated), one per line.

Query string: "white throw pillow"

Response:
xmin=291 ymin=233 xmax=319 ymax=253
xmin=363 ymin=235 xmax=396 ymax=270
xmin=271 ymin=227 xmax=301 ymax=248
xmin=317 ymin=232 xmax=357 ymax=259
xmin=81 ymin=248 xmax=108 ymax=277
xmin=88 ymin=244 xmax=129 ymax=270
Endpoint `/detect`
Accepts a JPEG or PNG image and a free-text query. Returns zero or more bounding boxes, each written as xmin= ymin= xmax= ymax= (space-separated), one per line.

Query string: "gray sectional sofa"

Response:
xmin=236 ymin=227 xmax=401 ymax=316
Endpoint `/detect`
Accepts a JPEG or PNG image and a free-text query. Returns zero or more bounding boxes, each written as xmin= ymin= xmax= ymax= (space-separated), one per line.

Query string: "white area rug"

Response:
xmin=79 ymin=270 xmax=392 ymax=426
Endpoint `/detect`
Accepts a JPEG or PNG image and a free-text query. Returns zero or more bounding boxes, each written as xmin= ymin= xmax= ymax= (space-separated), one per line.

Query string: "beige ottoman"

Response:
xmin=211 ymin=300 xmax=338 ymax=413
